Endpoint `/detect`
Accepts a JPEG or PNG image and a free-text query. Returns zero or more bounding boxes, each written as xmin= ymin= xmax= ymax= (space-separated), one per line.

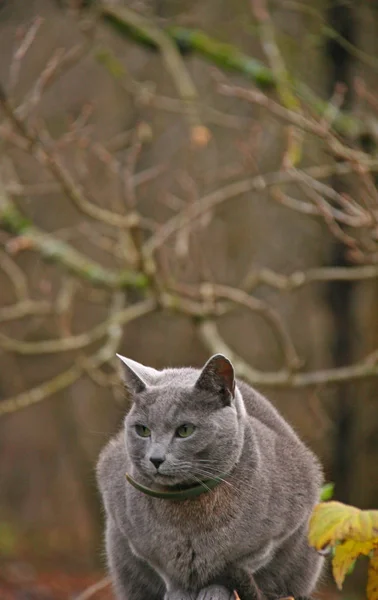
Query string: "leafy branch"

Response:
xmin=308 ymin=501 xmax=378 ymax=600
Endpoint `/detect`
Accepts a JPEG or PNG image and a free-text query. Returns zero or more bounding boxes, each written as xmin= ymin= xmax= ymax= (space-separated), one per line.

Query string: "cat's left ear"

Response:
xmin=194 ymin=354 xmax=235 ymax=404
xmin=116 ymin=354 xmax=159 ymax=394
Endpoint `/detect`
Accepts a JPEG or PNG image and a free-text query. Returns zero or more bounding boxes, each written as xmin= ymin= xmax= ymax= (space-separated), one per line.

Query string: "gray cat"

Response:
xmin=97 ymin=354 xmax=324 ymax=600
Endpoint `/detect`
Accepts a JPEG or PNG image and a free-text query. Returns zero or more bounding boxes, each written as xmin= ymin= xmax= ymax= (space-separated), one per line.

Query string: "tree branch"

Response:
xmin=144 ymin=159 xmax=378 ymax=255
xmin=100 ymin=5 xmax=209 ymax=143
xmin=0 ymin=184 xmax=147 ymax=290
xmin=0 ymin=362 xmax=83 ymax=417
xmin=243 ymin=264 xmax=378 ymax=291
xmin=75 ymin=576 xmax=111 ymax=600
xmin=0 ymin=83 xmax=156 ymax=233
xmin=0 ymin=298 xmax=155 ymax=354
xmin=100 ymin=5 xmax=368 ymax=139
xmin=0 ymin=248 xmax=29 ymax=298
xmin=0 ymin=299 xmax=51 ymax=322
xmin=199 ymin=320 xmax=378 ymax=388
xmin=173 ymin=282 xmax=301 ymax=370
xmin=0 ymin=292 xmax=129 ymax=417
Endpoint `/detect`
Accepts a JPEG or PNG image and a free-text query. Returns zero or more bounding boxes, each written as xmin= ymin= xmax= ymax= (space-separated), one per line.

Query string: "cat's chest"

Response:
xmin=126 ymin=489 xmax=240 ymax=587
xmin=127 ymin=490 xmax=260 ymax=588
xmin=129 ymin=512 xmax=229 ymax=588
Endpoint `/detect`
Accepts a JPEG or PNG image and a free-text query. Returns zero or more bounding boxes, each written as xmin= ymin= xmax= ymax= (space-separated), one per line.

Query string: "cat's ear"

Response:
xmin=194 ymin=354 xmax=235 ymax=404
xmin=116 ymin=354 xmax=159 ymax=394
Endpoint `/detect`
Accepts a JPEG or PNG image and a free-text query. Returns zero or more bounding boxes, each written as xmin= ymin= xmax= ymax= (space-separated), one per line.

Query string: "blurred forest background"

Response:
xmin=0 ymin=0 xmax=378 ymax=598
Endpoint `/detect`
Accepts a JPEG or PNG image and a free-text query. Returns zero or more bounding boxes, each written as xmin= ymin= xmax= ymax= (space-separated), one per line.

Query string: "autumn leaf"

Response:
xmin=308 ymin=501 xmax=378 ymax=600
xmin=332 ymin=539 xmax=373 ymax=589
xmin=308 ymin=501 xmax=378 ymax=549
xmin=368 ymin=549 xmax=378 ymax=600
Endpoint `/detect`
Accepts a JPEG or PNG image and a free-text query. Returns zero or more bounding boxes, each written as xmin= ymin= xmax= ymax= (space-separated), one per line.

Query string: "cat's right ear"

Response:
xmin=116 ymin=355 xmax=159 ymax=394
xmin=194 ymin=354 xmax=235 ymax=405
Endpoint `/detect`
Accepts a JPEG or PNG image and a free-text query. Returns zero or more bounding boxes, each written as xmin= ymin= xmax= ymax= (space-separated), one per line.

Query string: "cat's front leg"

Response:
xmin=106 ymin=521 xmax=165 ymax=600
xmin=165 ymin=587 xmax=232 ymax=600
xmin=196 ymin=584 xmax=234 ymax=600
xmin=216 ymin=566 xmax=263 ymax=600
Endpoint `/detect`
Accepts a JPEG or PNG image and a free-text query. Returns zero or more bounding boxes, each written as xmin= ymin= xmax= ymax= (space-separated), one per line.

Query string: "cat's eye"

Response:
xmin=135 ymin=425 xmax=151 ymax=438
xmin=176 ymin=424 xmax=196 ymax=438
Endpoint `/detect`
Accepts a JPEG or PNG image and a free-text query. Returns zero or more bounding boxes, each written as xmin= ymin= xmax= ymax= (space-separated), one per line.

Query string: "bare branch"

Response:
xmin=0 ymin=298 xmax=155 ymax=354
xmin=17 ymin=34 xmax=93 ymax=118
xmin=0 ymin=181 xmax=146 ymax=289
xmin=174 ymin=282 xmax=301 ymax=370
xmin=199 ymin=320 xmax=378 ymax=388
xmin=145 ymin=159 xmax=378 ymax=255
xmin=0 ymin=85 xmax=152 ymax=232
xmin=0 ymin=247 xmax=29 ymax=299
xmin=75 ymin=576 xmax=111 ymax=600
xmin=251 ymin=0 xmax=303 ymax=166
xmin=8 ymin=17 xmax=44 ymax=91
xmin=0 ymin=299 xmax=51 ymax=322
xmin=102 ymin=5 xmax=210 ymax=145
xmin=275 ymin=170 xmax=372 ymax=227
xmin=95 ymin=46 xmax=246 ymax=131
xmin=100 ymin=6 xmax=371 ymax=139
xmin=0 ymin=292 xmax=128 ymax=417
xmin=218 ymin=82 xmax=326 ymax=140
xmin=218 ymin=79 xmax=376 ymax=166
xmin=0 ymin=362 xmax=82 ymax=417
xmin=243 ymin=264 xmax=378 ymax=291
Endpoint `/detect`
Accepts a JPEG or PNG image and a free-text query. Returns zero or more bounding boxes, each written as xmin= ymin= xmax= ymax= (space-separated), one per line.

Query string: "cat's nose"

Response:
xmin=149 ymin=456 xmax=165 ymax=470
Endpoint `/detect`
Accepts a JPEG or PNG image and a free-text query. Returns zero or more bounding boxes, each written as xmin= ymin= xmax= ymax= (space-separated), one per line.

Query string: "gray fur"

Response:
xmin=97 ymin=354 xmax=324 ymax=600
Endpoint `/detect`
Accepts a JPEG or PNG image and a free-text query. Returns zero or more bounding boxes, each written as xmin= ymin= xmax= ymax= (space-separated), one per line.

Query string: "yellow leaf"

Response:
xmin=368 ymin=549 xmax=378 ymax=600
xmin=332 ymin=539 xmax=374 ymax=590
xmin=308 ymin=501 xmax=378 ymax=550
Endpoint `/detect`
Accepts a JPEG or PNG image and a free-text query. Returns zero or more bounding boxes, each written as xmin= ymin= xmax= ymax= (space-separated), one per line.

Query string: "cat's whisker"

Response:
xmin=191 ymin=467 xmax=236 ymax=489
xmin=191 ymin=474 xmax=212 ymax=493
xmin=193 ymin=459 xmax=223 ymax=464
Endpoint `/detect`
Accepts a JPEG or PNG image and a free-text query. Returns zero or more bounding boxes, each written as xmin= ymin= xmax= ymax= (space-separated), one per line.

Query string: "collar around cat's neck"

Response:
xmin=125 ymin=472 xmax=226 ymax=500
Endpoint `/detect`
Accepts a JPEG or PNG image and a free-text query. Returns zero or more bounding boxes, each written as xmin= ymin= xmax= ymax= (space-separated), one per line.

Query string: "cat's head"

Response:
xmin=117 ymin=354 xmax=245 ymax=487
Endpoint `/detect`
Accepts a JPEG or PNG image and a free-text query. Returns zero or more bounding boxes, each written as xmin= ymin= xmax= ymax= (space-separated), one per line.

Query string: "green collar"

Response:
xmin=125 ymin=472 xmax=226 ymax=500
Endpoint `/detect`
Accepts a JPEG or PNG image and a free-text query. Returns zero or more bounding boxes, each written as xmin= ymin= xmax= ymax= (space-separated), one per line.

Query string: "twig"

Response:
xmin=0 ymin=292 xmax=128 ymax=417
xmin=0 ymin=247 xmax=29 ymax=299
xmin=0 ymin=182 xmax=146 ymax=290
xmin=251 ymin=0 xmax=303 ymax=166
xmin=95 ymin=45 xmax=246 ymax=131
xmin=218 ymin=82 xmax=330 ymax=140
xmin=17 ymin=35 xmax=93 ymax=118
xmin=100 ymin=7 xmax=367 ymax=139
xmin=0 ymin=299 xmax=156 ymax=354
xmin=102 ymin=5 xmax=209 ymax=144
xmin=242 ymin=264 xmax=378 ymax=291
xmin=0 ymin=299 xmax=51 ymax=322
xmin=144 ymin=159 xmax=378 ymax=255
xmin=177 ymin=282 xmax=301 ymax=370
xmin=75 ymin=576 xmax=111 ymax=600
xmin=199 ymin=320 xmax=378 ymax=388
xmin=217 ymin=81 xmax=371 ymax=164
xmin=0 ymin=362 xmax=83 ymax=417
xmin=0 ymin=85 xmax=152 ymax=232
xmin=296 ymin=183 xmax=361 ymax=250
xmin=8 ymin=17 xmax=44 ymax=91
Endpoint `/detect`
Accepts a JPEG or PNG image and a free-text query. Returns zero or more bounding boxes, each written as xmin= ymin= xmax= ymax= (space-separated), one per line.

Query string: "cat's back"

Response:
xmin=238 ymin=379 xmax=323 ymax=493
xmin=238 ymin=379 xmax=300 ymax=440
xmin=97 ymin=430 xmax=128 ymax=518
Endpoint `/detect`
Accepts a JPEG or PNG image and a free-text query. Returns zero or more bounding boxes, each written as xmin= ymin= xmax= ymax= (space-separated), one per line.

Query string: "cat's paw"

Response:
xmin=196 ymin=585 xmax=234 ymax=600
